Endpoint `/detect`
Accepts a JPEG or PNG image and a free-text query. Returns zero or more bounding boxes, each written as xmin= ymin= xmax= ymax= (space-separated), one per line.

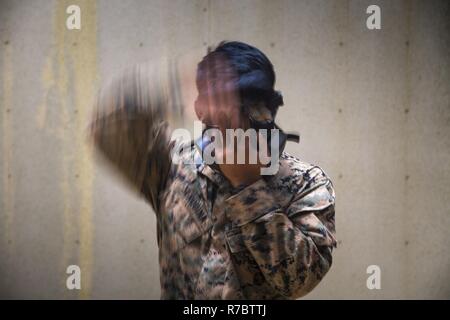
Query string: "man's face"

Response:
xmin=194 ymin=90 xmax=246 ymax=133
xmin=194 ymin=55 xmax=247 ymax=133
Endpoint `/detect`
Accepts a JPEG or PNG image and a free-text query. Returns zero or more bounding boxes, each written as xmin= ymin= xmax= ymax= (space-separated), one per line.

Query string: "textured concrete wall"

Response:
xmin=0 ymin=0 xmax=449 ymax=299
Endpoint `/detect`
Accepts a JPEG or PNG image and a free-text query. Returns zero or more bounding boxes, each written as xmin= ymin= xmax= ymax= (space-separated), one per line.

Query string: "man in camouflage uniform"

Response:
xmin=90 ymin=41 xmax=336 ymax=299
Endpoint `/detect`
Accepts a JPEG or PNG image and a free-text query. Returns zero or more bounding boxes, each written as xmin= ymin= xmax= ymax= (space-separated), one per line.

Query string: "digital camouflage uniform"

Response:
xmin=90 ymin=61 xmax=337 ymax=299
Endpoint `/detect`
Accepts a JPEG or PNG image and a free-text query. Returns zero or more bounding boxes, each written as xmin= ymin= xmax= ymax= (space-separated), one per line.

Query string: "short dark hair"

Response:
xmin=196 ymin=41 xmax=283 ymax=119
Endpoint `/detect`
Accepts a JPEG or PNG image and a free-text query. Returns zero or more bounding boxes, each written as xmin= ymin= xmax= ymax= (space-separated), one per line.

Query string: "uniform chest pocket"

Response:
xmin=176 ymin=212 xmax=207 ymax=248
xmin=170 ymin=199 xmax=213 ymax=251
xmin=225 ymin=228 xmax=248 ymax=254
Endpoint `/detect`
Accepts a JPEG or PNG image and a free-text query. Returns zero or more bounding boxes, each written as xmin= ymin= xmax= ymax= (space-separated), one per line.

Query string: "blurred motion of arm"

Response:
xmin=89 ymin=58 xmax=188 ymax=212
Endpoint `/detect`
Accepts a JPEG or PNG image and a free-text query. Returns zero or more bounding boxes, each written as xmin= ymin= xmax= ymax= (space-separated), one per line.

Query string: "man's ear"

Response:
xmin=246 ymin=102 xmax=274 ymax=124
xmin=194 ymin=98 xmax=205 ymax=121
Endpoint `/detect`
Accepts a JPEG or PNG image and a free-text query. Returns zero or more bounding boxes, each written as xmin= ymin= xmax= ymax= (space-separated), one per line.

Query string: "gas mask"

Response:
xmin=196 ymin=90 xmax=299 ymax=158
xmin=242 ymin=91 xmax=300 ymax=156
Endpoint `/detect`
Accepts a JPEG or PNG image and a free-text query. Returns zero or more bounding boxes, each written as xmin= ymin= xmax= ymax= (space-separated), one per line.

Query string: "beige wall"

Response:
xmin=0 ymin=0 xmax=449 ymax=299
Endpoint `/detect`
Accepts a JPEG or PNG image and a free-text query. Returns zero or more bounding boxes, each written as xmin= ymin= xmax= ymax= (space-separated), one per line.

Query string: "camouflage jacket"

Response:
xmin=90 ymin=63 xmax=337 ymax=299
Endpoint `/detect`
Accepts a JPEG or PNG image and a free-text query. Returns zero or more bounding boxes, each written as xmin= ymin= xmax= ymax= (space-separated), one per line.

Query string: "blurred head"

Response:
xmin=194 ymin=41 xmax=283 ymax=132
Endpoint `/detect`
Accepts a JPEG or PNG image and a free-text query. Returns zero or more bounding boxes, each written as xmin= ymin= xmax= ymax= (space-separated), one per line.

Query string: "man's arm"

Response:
xmin=89 ymin=60 xmax=181 ymax=212
xmin=225 ymin=166 xmax=336 ymax=299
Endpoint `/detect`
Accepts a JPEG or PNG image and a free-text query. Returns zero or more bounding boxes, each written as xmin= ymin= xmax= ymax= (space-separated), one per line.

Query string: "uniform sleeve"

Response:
xmin=224 ymin=166 xmax=336 ymax=299
xmin=89 ymin=60 xmax=183 ymax=212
